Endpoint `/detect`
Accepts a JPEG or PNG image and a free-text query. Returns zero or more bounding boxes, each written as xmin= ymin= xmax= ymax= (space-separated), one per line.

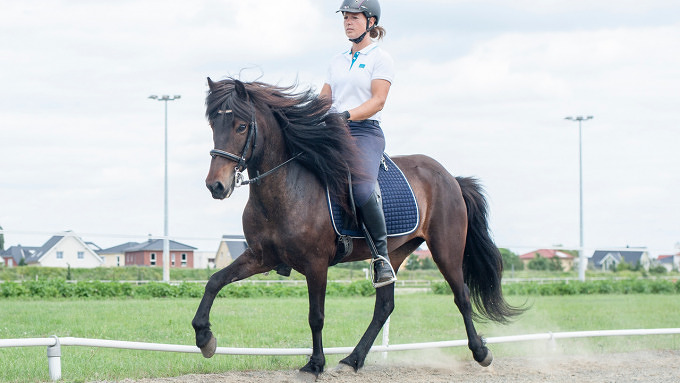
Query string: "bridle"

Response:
xmin=209 ymin=99 xmax=301 ymax=187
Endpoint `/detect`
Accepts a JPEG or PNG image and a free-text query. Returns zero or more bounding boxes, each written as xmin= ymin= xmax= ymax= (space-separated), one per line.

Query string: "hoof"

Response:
xmin=200 ymin=336 xmax=217 ymax=358
xmin=295 ymin=371 xmax=317 ymax=382
xmin=478 ymin=349 xmax=493 ymax=367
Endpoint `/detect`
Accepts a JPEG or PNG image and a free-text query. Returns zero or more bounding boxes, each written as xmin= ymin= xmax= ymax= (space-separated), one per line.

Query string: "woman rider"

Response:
xmin=320 ymin=0 xmax=396 ymax=287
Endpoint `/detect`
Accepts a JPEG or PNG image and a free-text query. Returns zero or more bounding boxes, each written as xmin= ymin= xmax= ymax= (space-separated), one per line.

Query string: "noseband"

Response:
xmin=209 ymin=99 xmax=301 ymax=187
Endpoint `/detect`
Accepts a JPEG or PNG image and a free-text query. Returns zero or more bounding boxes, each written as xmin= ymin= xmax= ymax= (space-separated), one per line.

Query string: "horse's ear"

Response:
xmin=207 ymin=77 xmax=216 ymax=91
xmin=234 ymin=79 xmax=248 ymax=100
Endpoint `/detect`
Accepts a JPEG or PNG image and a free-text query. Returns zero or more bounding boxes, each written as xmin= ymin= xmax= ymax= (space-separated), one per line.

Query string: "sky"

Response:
xmin=1 ymin=0 xmax=679 ymax=256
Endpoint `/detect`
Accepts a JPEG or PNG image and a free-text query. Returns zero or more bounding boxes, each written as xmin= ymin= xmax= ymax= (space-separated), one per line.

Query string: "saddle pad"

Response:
xmin=327 ymin=154 xmax=419 ymax=238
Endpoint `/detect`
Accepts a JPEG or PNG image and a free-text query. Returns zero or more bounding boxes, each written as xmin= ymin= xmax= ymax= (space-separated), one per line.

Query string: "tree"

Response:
xmin=499 ymin=248 xmax=523 ymax=271
xmin=528 ymin=255 xmax=550 ymax=271
xmin=0 ymin=224 xmax=4 ymax=251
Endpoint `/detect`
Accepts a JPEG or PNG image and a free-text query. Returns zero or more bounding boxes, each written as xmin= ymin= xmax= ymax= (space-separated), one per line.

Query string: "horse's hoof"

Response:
xmin=333 ymin=363 xmax=356 ymax=373
xmin=200 ymin=336 xmax=217 ymax=358
xmin=295 ymin=371 xmax=317 ymax=382
xmin=478 ymin=349 xmax=493 ymax=367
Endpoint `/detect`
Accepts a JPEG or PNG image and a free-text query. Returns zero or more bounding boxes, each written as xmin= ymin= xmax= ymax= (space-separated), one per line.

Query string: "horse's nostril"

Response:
xmin=207 ymin=181 xmax=224 ymax=194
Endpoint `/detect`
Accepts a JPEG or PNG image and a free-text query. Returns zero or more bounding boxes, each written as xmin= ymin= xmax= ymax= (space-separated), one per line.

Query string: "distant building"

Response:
xmin=124 ymin=239 xmax=196 ymax=268
xmin=214 ymin=235 xmax=248 ymax=269
xmin=193 ymin=251 xmax=216 ymax=269
xmin=518 ymin=249 xmax=575 ymax=271
xmin=97 ymin=242 xmax=140 ymax=267
xmin=24 ymin=232 xmax=103 ymax=268
xmin=657 ymin=254 xmax=680 ymax=272
xmin=1 ymin=245 xmax=40 ymax=267
xmin=589 ymin=248 xmax=650 ymax=271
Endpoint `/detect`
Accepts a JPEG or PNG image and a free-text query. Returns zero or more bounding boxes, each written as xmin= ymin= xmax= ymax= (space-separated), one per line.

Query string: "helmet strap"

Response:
xmin=348 ymin=18 xmax=375 ymax=44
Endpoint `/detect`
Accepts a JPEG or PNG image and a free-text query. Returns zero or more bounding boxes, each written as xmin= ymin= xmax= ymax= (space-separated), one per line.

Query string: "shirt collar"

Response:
xmin=344 ymin=42 xmax=378 ymax=56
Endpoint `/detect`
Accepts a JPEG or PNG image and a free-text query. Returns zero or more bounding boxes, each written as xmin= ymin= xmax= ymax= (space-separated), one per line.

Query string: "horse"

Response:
xmin=191 ymin=77 xmax=524 ymax=378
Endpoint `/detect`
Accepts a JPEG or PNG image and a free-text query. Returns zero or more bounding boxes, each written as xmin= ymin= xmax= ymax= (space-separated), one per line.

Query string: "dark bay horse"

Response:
xmin=192 ymin=78 xmax=524 ymax=378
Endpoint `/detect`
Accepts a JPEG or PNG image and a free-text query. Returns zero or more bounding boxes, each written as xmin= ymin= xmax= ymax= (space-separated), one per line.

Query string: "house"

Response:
xmin=589 ymin=248 xmax=650 ymax=271
xmin=193 ymin=251 xmax=217 ymax=269
xmin=657 ymin=254 xmax=679 ymax=272
xmin=214 ymin=235 xmax=248 ymax=269
xmin=24 ymin=232 xmax=104 ymax=268
xmin=124 ymin=239 xmax=196 ymax=268
xmin=97 ymin=242 xmax=139 ymax=267
xmin=518 ymin=249 xmax=575 ymax=271
xmin=1 ymin=245 xmax=40 ymax=267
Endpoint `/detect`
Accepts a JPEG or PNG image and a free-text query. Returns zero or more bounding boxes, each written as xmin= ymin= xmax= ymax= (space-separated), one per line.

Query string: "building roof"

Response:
xmin=97 ymin=242 xmax=140 ymax=254
xmin=23 ymin=232 xmax=104 ymax=264
xmin=657 ymin=255 xmax=677 ymax=264
xmin=1 ymin=245 xmax=40 ymax=264
xmin=226 ymin=241 xmax=248 ymax=261
xmin=124 ymin=239 xmax=197 ymax=252
xmin=519 ymin=249 xmax=574 ymax=260
xmin=25 ymin=235 xmax=65 ymax=263
xmin=590 ymin=249 xmax=647 ymax=266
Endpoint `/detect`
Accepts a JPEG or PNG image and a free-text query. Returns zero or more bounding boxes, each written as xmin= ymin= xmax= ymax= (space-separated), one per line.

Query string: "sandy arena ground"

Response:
xmin=124 ymin=349 xmax=680 ymax=383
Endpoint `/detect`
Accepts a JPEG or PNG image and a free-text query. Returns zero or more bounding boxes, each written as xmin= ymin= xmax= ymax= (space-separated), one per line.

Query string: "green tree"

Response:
xmin=0 ymin=224 xmax=4 ymax=251
xmin=405 ymin=253 xmax=421 ymax=270
xmin=528 ymin=255 xmax=550 ymax=271
xmin=499 ymin=248 xmax=523 ymax=271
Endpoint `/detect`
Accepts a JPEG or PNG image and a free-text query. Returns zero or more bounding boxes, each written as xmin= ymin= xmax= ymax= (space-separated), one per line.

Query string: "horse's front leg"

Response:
xmin=338 ymin=283 xmax=395 ymax=371
xmin=192 ymin=249 xmax=268 ymax=358
xmin=299 ymin=268 xmax=328 ymax=378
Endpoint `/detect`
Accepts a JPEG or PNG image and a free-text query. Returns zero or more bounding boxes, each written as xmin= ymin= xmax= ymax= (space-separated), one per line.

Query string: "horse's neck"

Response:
xmin=247 ymin=161 xmax=324 ymax=215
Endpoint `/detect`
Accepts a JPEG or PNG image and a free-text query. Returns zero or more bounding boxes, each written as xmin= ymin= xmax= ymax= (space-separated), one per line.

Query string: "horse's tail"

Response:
xmin=457 ymin=176 xmax=526 ymax=324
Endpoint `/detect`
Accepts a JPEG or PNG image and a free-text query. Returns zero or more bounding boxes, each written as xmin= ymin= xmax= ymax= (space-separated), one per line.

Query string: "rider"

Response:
xmin=320 ymin=0 xmax=397 ymax=287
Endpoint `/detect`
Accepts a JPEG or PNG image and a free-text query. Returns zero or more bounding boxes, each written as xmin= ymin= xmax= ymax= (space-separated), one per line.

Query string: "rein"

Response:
xmin=209 ymin=102 xmax=301 ymax=188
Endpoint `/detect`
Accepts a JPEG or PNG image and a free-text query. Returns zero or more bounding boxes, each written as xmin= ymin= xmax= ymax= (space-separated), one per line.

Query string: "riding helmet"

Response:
xmin=337 ymin=0 xmax=381 ymax=25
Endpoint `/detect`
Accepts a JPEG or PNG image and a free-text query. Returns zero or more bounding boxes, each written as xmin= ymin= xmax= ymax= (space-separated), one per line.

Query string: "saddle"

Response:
xmin=328 ymin=154 xmax=419 ymax=265
xmin=273 ymin=154 xmax=419 ymax=276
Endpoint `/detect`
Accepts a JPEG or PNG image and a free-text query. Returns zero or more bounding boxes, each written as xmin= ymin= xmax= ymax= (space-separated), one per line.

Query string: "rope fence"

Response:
xmin=2 ymin=328 xmax=679 ymax=381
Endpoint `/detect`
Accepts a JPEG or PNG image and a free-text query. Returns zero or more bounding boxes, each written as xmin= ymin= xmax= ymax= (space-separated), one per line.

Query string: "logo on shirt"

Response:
xmin=359 ymin=64 xmax=366 ymax=68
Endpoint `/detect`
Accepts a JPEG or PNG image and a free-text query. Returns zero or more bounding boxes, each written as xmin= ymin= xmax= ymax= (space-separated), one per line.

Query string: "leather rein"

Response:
xmin=209 ymin=101 xmax=301 ymax=187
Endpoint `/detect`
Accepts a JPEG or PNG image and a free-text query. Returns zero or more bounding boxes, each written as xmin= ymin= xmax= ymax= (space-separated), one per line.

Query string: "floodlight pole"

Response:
xmin=565 ymin=115 xmax=593 ymax=282
xmin=149 ymin=94 xmax=181 ymax=282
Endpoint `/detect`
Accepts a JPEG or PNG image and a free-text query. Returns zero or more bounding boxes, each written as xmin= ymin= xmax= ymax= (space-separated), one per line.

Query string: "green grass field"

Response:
xmin=1 ymin=294 xmax=679 ymax=382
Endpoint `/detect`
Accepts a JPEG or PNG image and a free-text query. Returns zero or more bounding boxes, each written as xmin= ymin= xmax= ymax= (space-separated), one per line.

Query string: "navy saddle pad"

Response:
xmin=327 ymin=154 xmax=419 ymax=238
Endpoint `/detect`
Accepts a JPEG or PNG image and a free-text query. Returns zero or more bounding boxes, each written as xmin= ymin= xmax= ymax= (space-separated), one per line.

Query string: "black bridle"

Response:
xmin=209 ymin=100 xmax=301 ymax=187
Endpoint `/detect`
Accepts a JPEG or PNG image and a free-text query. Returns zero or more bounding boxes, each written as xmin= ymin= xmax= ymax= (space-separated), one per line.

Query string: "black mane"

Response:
xmin=206 ymin=79 xmax=359 ymax=201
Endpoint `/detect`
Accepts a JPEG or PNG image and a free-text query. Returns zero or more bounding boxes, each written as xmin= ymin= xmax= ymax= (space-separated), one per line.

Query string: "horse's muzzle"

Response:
xmin=206 ymin=180 xmax=233 ymax=200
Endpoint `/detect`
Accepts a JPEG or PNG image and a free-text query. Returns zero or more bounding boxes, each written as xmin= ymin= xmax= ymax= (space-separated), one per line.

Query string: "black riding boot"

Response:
xmin=358 ymin=190 xmax=397 ymax=287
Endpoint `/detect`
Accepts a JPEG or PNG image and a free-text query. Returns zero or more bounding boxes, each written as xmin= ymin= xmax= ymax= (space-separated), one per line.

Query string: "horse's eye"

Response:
xmin=236 ymin=123 xmax=248 ymax=134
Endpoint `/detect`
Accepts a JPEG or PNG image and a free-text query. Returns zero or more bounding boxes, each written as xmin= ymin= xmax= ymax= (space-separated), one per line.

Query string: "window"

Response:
xmin=181 ymin=253 xmax=187 ymax=267
xmin=116 ymin=256 xmax=120 ymax=267
xmin=56 ymin=251 xmax=63 ymax=259
xmin=150 ymin=253 xmax=156 ymax=266
xmin=77 ymin=251 xmax=84 ymax=259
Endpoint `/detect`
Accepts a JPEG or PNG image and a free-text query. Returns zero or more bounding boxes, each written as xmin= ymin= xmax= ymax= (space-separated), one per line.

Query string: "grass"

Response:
xmin=1 ymin=294 xmax=679 ymax=382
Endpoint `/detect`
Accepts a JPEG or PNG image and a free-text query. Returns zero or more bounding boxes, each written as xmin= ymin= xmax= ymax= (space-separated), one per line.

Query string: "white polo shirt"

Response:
xmin=325 ymin=42 xmax=395 ymax=122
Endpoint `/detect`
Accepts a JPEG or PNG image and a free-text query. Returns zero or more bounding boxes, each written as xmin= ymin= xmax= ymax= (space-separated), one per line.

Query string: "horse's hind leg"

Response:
xmin=338 ymin=283 xmax=395 ymax=371
xmin=191 ymin=249 xmax=269 ymax=358
xmin=429 ymin=239 xmax=492 ymax=366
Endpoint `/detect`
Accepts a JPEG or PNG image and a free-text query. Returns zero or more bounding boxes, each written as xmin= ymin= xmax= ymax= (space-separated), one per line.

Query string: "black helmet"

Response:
xmin=337 ymin=0 xmax=381 ymax=25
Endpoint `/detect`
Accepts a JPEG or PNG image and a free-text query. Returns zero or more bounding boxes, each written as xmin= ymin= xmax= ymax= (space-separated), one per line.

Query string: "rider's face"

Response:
xmin=343 ymin=12 xmax=370 ymax=40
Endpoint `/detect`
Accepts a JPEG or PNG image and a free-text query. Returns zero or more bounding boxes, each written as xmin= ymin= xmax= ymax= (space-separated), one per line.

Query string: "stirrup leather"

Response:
xmin=370 ymin=254 xmax=397 ymax=288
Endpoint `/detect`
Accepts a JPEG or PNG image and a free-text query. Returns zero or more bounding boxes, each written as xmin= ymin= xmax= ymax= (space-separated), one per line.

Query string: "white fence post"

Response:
xmin=382 ymin=315 xmax=390 ymax=360
xmin=47 ymin=336 xmax=61 ymax=381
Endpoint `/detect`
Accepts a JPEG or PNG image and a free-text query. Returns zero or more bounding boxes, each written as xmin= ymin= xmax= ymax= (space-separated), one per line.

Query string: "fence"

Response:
xmin=2 ymin=328 xmax=679 ymax=381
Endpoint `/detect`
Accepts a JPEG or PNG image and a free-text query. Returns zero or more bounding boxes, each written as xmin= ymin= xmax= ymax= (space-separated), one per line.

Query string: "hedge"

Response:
xmin=432 ymin=278 xmax=680 ymax=296
xmin=0 ymin=279 xmax=376 ymax=299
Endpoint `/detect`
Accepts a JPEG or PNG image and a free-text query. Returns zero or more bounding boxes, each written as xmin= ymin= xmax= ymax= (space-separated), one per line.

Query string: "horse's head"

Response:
xmin=205 ymin=78 xmax=258 ymax=199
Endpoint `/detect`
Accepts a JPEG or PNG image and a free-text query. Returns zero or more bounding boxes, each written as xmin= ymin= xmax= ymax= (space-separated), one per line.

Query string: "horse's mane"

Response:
xmin=206 ymin=79 xmax=359 ymax=201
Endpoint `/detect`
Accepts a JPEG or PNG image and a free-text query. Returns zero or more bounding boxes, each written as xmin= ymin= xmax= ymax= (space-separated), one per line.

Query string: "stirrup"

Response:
xmin=370 ymin=255 xmax=397 ymax=288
